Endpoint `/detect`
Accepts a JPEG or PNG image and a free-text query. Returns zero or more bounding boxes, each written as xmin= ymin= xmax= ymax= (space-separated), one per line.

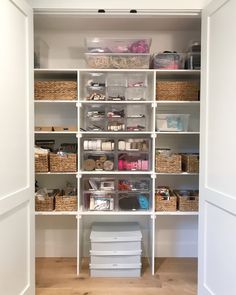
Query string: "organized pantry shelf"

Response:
xmin=34 ymin=14 xmax=201 ymax=275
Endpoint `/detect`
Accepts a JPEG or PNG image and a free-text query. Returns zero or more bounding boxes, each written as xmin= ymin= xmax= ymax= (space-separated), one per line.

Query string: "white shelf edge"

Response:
xmin=34 ymin=131 xmax=77 ymax=134
xmin=80 ymin=171 xmax=152 ymax=175
xmin=35 ymin=211 xmax=77 ymax=216
xmin=155 ymin=131 xmax=200 ymax=135
xmin=35 ymin=172 xmax=78 ymax=175
xmin=155 ymin=172 xmax=199 ymax=175
xmin=155 ymin=211 xmax=199 ymax=216
xmin=80 ymin=101 xmax=154 ymax=104
xmin=156 ymin=101 xmax=200 ymax=104
xmin=34 ymin=68 xmax=200 ymax=74
xmin=79 ymin=211 xmax=152 ymax=216
xmin=34 ymin=100 xmax=78 ymax=103
xmin=80 ymin=131 xmax=153 ymax=135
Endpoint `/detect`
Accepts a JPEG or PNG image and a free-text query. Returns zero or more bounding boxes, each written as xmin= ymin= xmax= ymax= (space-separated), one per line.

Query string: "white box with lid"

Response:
xmin=90 ymin=222 xmax=142 ymax=277
xmin=90 ymin=222 xmax=142 ymax=251
xmin=90 ymin=250 xmax=142 ymax=264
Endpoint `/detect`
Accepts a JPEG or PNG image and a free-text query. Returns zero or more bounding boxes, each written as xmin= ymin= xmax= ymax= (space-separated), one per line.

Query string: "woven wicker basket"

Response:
xmin=35 ymin=195 xmax=54 ymax=211
xmin=50 ymin=153 xmax=77 ymax=172
xmin=155 ymin=153 xmax=182 ymax=173
xmin=55 ymin=194 xmax=77 ymax=211
xmin=35 ymin=80 xmax=77 ymax=100
xmin=182 ymin=154 xmax=199 ymax=173
xmin=35 ymin=153 xmax=49 ymax=172
xmin=155 ymin=194 xmax=177 ymax=211
xmin=156 ymin=80 xmax=199 ymax=101
xmin=174 ymin=190 xmax=199 ymax=211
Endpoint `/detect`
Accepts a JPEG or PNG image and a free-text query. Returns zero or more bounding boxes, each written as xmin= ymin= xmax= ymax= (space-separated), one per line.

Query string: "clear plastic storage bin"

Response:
xmin=118 ymin=193 xmax=150 ymax=211
xmin=84 ymin=192 xmax=115 ymax=211
xmin=125 ymin=87 xmax=146 ymax=101
xmin=156 ymin=114 xmax=190 ymax=132
xmin=86 ymin=37 xmax=152 ymax=53
xmin=118 ymin=153 xmax=149 ymax=171
xmin=153 ymin=52 xmax=185 ymax=69
xmin=83 ymin=153 xmax=115 ymax=171
xmin=85 ymin=53 xmax=150 ymax=69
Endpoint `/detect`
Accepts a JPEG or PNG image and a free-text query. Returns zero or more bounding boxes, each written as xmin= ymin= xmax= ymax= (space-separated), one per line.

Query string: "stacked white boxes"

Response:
xmin=90 ymin=222 xmax=142 ymax=277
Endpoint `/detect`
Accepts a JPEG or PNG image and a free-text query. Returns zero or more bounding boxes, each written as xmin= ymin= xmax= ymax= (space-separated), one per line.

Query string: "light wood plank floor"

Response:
xmin=36 ymin=258 xmax=197 ymax=295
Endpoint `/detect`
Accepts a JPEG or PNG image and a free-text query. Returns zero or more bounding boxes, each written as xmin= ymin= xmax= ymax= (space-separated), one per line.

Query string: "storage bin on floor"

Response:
xmin=90 ymin=222 xmax=142 ymax=277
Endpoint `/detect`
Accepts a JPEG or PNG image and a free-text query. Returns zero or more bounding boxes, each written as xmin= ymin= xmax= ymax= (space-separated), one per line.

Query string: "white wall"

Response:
xmin=31 ymin=0 xmax=212 ymax=10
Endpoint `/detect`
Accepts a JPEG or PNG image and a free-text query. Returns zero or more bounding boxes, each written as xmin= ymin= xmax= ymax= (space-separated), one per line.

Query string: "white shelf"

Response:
xmin=156 ymin=101 xmax=200 ymax=105
xmin=34 ymin=68 xmax=78 ymax=73
xmin=155 ymin=172 xmax=199 ymax=176
xmin=35 ymin=172 xmax=77 ymax=175
xmin=80 ymin=211 xmax=152 ymax=216
xmin=155 ymin=69 xmax=200 ymax=76
xmin=80 ymin=171 xmax=152 ymax=175
xmin=80 ymin=131 xmax=153 ymax=135
xmin=155 ymin=131 xmax=200 ymax=135
xmin=34 ymin=131 xmax=77 ymax=134
xmin=35 ymin=211 xmax=77 ymax=216
xmin=80 ymin=101 xmax=154 ymax=104
xmin=35 ymin=100 xmax=77 ymax=103
xmin=155 ymin=211 xmax=199 ymax=216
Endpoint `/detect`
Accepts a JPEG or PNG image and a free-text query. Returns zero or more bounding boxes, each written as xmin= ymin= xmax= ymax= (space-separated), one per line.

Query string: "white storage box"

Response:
xmin=89 ymin=263 xmax=142 ymax=277
xmin=90 ymin=250 xmax=142 ymax=264
xmin=90 ymin=222 xmax=142 ymax=251
xmin=157 ymin=114 xmax=190 ymax=132
xmin=85 ymin=53 xmax=150 ymax=69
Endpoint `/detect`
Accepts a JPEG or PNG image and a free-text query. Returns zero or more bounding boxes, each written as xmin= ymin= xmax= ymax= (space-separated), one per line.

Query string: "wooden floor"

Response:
xmin=36 ymin=257 xmax=197 ymax=295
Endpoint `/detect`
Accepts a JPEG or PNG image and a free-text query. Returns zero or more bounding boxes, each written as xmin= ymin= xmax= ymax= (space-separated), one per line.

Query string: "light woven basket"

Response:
xmin=155 ymin=194 xmax=177 ymax=211
xmin=55 ymin=195 xmax=77 ymax=211
xmin=174 ymin=190 xmax=199 ymax=211
xmin=156 ymin=80 xmax=199 ymax=101
xmin=50 ymin=153 xmax=77 ymax=172
xmin=35 ymin=80 xmax=77 ymax=100
xmin=155 ymin=153 xmax=182 ymax=173
xmin=35 ymin=195 xmax=54 ymax=211
xmin=35 ymin=153 xmax=49 ymax=172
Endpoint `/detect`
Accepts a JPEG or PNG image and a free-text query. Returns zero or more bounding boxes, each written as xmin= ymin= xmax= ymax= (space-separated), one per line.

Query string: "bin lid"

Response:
xmin=89 ymin=263 xmax=142 ymax=269
xmin=90 ymin=250 xmax=142 ymax=256
xmin=90 ymin=222 xmax=142 ymax=242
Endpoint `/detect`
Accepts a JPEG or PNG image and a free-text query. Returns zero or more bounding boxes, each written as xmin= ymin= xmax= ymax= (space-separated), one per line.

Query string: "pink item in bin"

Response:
xmin=126 ymin=162 xmax=132 ymax=170
xmin=137 ymin=160 xmax=142 ymax=170
xmin=131 ymin=162 xmax=138 ymax=170
xmin=141 ymin=160 xmax=148 ymax=170
xmin=118 ymin=159 xmax=123 ymax=170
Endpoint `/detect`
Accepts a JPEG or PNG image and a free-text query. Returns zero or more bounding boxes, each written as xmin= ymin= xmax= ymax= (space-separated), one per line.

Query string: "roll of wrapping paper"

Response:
xmin=84 ymin=159 xmax=96 ymax=171
xmin=99 ymin=155 xmax=107 ymax=163
xmin=103 ymin=160 xmax=114 ymax=171
xmin=95 ymin=160 xmax=103 ymax=170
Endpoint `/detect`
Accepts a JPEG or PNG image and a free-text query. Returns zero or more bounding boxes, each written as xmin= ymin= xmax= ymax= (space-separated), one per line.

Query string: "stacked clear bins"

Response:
xmin=80 ymin=71 xmax=153 ymax=132
xmin=90 ymin=222 xmax=142 ymax=277
xmin=82 ymin=176 xmax=151 ymax=212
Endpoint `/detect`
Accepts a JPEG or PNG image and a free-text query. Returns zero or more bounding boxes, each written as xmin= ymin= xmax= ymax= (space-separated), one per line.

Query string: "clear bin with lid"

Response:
xmin=85 ymin=37 xmax=152 ymax=53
